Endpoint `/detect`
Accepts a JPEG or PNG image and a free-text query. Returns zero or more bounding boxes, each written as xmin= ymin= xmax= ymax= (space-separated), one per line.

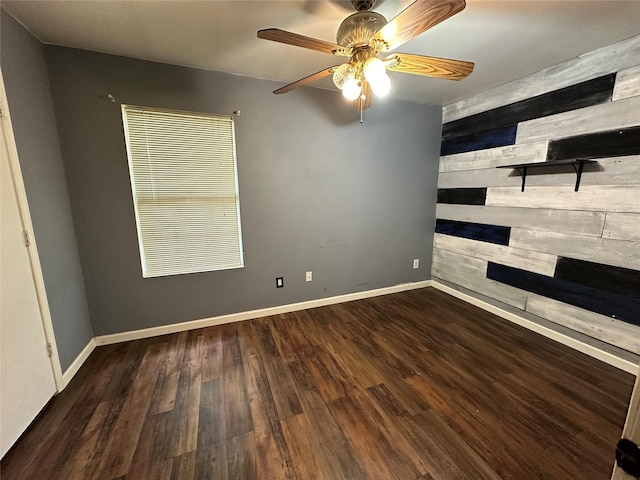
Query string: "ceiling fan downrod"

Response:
xmin=351 ymin=0 xmax=375 ymax=12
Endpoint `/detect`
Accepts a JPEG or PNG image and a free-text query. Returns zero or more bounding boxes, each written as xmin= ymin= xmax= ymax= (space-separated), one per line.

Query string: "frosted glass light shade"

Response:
xmin=363 ymin=57 xmax=386 ymax=83
xmin=369 ymin=72 xmax=391 ymax=97
xmin=342 ymin=78 xmax=362 ymax=100
xmin=333 ymin=63 xmax=356 ymax=90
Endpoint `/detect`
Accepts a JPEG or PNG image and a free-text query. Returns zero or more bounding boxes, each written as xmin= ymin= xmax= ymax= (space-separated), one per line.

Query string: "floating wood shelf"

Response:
xmin=496 ymin=159 xmax=597 ymax=192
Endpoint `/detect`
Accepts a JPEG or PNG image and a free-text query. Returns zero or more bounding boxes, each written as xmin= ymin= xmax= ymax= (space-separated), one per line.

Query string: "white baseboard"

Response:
xmin=61 ymin=337 xmax=96 ymax=390
xmin=95 ymin=280 xmax=433 ymax=346
xmin=432 ymin=281 xmax=638 ymax=375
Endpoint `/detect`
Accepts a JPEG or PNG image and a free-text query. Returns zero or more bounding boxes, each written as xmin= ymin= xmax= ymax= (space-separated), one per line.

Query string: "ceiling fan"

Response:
xmin=257 ymin=0 xmax=474 ymax=113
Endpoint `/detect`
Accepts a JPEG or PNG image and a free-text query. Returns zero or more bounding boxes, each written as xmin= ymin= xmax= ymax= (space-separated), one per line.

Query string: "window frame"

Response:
xmin=121 ymin=104 xmax=244 ymax=278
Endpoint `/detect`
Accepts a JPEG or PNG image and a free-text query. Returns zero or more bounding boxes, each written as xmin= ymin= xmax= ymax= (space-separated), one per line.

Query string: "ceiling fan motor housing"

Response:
xmin=336 ymin=11 xmax=387 ymax=48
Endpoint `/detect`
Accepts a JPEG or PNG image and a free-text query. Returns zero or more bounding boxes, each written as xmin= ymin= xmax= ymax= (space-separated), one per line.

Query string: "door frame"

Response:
xmin=612 ymin=364 xmax=640 ymax=479
xmin=0 ymin=68 xmax=63 ymax=391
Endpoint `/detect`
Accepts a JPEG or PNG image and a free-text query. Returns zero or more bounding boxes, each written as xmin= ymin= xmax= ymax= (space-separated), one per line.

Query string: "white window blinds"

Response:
xmin=122 ymin=105 xmax=244 ymax=278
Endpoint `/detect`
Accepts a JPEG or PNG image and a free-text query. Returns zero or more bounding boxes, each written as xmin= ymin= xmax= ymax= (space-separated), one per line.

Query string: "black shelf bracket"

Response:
xmin=514 ymin=166 xmax=528 ymax=192
xmin=570 ymin=161 xmax=586 ymax=192
xmin=496 ymin=159 xmax=596 ymax=192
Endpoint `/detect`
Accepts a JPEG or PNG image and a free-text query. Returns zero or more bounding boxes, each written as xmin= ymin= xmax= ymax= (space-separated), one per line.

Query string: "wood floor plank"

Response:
xmin=1 ymin=288 xmax=633 ymax=480
xmin=170 ymin=332 xmax=203 ymax=457
xmin=170 ymin=451 xmax=196 ymax=480
xmin=194 ymin=379 xmax=226 ymax=479
xmin=287 ymin=359 xmax=368 ymax=480
xmin=316 ymin=323 xmax=383 ymax=390
xmin=150 ymin=331 xmax=188 ymax=414
xmin=95 ymin=341 xmax=168 ymax=478
xmin=221 ymin=324 xmax=253 ymax=439
xmin=329 ymin=393 xmax=415 ymax=480
xmin=304 ymin=348 xmax=351 ymax=402
xmin=102 ymin=339 xmax=149 ymax=401
xmin=55 ymin=401 xmax=114 ymax=479
xmin=267 ymin=312 xmax=315 ymax=363
xmin=412 ymin=409 xmax=506 ymax=480
xmin=370 ymin=360 xmax=431 ymax=416
xmin=237 ymin=321 xmax=298 ymax=480
xmin=281 ymin=414 xmax=326 ymax=480
xmin=125 ymin=410 xmax=172 ymax=480
xmin=405 ymin=369 xmax=560 ymax=478
xmin=370 ymin=328 xmax=426 ymax=378
xmin=201 ymin=326 xmax=223 ymax=382
xmin=368 ymin=381 xmax=503 ymax=480
xmin=151 ymin=457 xmax=174 ymax=480
xmin=329 ymin=387 xmax=428 ymax=480
xmin=225 ymin=432 xmax=256 ymax=480
xmin=248 ymin=320 xmax=302 ymax=419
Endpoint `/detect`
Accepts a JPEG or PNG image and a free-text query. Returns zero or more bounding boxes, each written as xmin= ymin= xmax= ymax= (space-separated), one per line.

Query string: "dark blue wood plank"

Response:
xmin=555 ymin=257 xmax=640 ymax=298
xmin=437 ymin=188 xmax=487 ymax=205
xmin=435 ymin=219 xmax=510 ymax=245
xmin=487 ymin=262 xmax=640 ymax=327
xmin=547 ymin=125 xmax=640 ymax=161
xmin=440 ymin=125 xmax=517 ymax=156
xmin=442 ymin=74 xmax=616 ymax=139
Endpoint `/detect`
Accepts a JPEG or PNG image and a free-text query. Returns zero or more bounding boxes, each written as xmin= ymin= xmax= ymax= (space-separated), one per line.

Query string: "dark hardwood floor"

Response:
xmin=1 ymin=288 xmax=634 ymax=479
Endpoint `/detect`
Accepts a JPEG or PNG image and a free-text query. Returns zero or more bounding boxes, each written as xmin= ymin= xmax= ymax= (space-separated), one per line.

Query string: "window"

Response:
xmin=122 ymin=105 xmax=243 ymax=277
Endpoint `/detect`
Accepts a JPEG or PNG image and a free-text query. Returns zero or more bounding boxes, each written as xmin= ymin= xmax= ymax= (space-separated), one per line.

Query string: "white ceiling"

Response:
xmin=3 ymin=0 xmax=640 ymax=106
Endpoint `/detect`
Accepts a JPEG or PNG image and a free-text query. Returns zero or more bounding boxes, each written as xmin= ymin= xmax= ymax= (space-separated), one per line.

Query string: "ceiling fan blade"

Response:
xmin=356 ymin=80 xmax=374 ymax=112
xmin=258 ymin=28 xmax=344 ymax=55
xmin=370 ymin=0 xmax=466 ymax=52
xmin=273 ymin=66 xmax=339 ymax=94
xmin=386 ymin=53 xmax=474 ymax=80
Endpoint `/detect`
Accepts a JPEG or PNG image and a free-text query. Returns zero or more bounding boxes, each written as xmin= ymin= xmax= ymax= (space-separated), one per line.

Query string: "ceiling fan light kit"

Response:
xmin=257 ymin=0 xmax=474 ymax=114
xmin=333 ymin=52 xmax=391 ymax=100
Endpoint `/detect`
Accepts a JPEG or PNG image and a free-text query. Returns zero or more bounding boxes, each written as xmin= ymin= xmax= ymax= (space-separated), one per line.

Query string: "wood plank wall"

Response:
xmin=434 ymin=35 xmax=640 ymax=356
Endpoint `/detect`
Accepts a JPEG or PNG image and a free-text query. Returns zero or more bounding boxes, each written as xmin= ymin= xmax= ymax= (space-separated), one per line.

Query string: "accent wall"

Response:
xmin=434 ymin=35 xmax=640 ymax=356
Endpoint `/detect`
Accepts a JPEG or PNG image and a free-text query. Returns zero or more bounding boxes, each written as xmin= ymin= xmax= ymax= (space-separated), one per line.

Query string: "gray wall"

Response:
xmin=1 ymin=11 xmax=94 ymax=370
xmin=44 ymin=46 xmax=442 ymax=336
xmin=435 ymin=35 xmax=640 ymax=355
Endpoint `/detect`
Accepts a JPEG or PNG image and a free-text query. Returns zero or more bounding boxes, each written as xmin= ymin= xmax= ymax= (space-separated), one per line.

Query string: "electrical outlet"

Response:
xmin=276 ymin=277 xmax=284 ymax=288
xmin=413 ymin=259 xmax=420 ymax=269
xmin=306 ymin=271 xmax=312 ymax=282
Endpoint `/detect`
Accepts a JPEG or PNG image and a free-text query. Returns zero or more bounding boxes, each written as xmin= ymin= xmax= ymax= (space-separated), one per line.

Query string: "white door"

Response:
xmin=612 ymin=365 xmax=640 ymax=479
xmin=0 ymin=75 xmax=58 ymax=458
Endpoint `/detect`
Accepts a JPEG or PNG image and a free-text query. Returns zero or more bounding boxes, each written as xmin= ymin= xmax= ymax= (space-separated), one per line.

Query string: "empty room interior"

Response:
xmin=1 ymin=1 xmax=640 ymax=479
